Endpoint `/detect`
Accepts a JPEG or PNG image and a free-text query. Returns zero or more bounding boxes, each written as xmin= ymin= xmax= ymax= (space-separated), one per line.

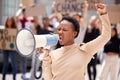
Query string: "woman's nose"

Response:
xmin=58 ymin=29 xmax=63 ymax=34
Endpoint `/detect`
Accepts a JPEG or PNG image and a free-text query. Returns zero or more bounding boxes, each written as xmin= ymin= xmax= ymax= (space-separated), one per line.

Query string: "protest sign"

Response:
xmin=26 ymin=4 xmax=46 ymax=17
xmin=107 ymin=5 xmax=120 ymax=24
xmin=22 ymin=0 xmax=34 ymax=7
xmin=55 ymin=0 xmax=84 ymax=13
xmin=0 ymin=29 xmax=17 ymax=50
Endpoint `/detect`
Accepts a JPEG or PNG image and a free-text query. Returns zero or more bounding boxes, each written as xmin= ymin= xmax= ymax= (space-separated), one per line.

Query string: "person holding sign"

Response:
xmin=72 ymin=0 xmax=88 ymax=44
xmin=41 ymin=3 xmax=111 ymax=80
xmin=2 ymin=16 xmax=17 ymax=80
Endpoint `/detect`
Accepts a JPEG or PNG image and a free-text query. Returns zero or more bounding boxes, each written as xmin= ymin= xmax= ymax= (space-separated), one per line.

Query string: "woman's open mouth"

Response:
xmin=59 ymin=35 xmax=64 ymax=43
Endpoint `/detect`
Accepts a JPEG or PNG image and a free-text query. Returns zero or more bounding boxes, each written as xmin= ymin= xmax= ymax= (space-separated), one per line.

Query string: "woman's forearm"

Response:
xmin=42 ymin=55 xmax=53 ymax=80
xmin=80 ymin=13 xmax=111 ymax=55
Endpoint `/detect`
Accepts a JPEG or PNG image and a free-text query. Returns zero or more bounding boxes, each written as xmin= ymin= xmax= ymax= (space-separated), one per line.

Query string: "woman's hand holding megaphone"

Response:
xmin=38 ymin=47 xmax=49 ymax=57
xmin=37 ymin=47 xmax=51 ymax=64
xmin=38 ymin=47 xmax=52 ymax=67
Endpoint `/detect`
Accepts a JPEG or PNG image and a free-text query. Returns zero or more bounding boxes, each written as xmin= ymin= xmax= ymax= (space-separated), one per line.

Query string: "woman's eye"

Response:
xmin=57 ymin=28 xmax=61 ymax=31
xmin=63 ymin=29 xmax=67 ymax=31
xmin=57 ymin=28 xmax=68 ymax=32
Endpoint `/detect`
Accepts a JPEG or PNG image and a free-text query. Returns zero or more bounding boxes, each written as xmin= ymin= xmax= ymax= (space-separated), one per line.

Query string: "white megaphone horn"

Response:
xmin=16 ymin=29 xmax=59 ymax=57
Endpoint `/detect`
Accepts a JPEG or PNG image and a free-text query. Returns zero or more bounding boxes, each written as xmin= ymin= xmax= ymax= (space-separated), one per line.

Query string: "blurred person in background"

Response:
xmin=72 ymin=0 xmax=88 ymax=44
xmin=31 ymin=16 xmax=42 ymax=34
xmin=116 ymin=22 xmax=120 ymax=38
xmin=30 ymin=16 xmax=45 ymax=80
xmin=2 ymin=16 xmax=17 ymax=80
xmin=42 ymin=16 xmax=53 ymax=33
xmin=50 ymin=1 xmax=63 ymax=29
xmin=16 ymin=7 xmax=33 ymax=80
xmin=99 ymin=26 xmax=120 ymax=80
xmin=49 ymin=13 xmax=62 ymax=29
xmin=83 ymin=15 xmax=101 ymax=80
xmin=18 ymin=8 xmax=33 ymax=30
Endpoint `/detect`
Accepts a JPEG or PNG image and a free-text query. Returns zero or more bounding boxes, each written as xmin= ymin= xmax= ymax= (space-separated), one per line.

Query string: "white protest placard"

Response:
xmin=0 ymin=29 xmax=17 ymax=50
xmin=87 ymin=0 xmax=104 ymax=10
xmin=22 ymin=0 xmax=34 ymax=7
xmin=26 ymin=4 xmax=46 ymax=17
xmin=107 ymin=5 xmax=120 ymax=24
xmin=55 ymin=0 xmax=83 ymax=13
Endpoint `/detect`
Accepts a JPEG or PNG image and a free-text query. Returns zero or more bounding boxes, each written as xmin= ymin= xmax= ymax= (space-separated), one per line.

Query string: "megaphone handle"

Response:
xmin=34 ymin=53 xmax=43 ymax=79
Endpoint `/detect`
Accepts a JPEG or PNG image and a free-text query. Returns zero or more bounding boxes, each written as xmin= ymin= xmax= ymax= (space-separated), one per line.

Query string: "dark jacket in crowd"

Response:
xmin=104 ymin=35 xmax=120 ymax=55
xmin=35 ymin=25 xmax=52 ymax=35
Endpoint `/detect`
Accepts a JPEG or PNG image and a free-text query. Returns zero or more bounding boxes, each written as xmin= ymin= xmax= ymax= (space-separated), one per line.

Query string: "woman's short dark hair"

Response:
xmin=61 ymin=16 xmax=80 ymax=38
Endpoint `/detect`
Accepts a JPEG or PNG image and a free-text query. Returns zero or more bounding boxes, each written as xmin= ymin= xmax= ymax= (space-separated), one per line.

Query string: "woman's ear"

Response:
xmin=74 ymin=31 xmax=78 ymax=38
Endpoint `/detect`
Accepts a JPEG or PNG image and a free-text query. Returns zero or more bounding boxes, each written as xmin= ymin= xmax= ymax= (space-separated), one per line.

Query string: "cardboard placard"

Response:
xmin=55 ymin=0 xmax=84 ymax=13
xmin=0 ymin=29 xmax=17 ymax=50
xmin=107 ymin=5 xmax=120 ymax=24
xmin=22 ymin=0 xmax=34 ymax=7
xmin=87 ymin=0 xmax=104 ymax=10
xmin=26 ymin=4 xmax=46 ymax=17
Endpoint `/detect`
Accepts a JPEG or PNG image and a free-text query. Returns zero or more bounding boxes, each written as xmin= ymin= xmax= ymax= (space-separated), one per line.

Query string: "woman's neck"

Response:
xmin=64 ymin=42 xmax=74 ymax=46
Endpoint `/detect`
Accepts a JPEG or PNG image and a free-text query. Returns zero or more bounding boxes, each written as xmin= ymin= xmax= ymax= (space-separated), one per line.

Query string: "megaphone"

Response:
xmin=16 ymin=29 xmax=59 ymax=57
